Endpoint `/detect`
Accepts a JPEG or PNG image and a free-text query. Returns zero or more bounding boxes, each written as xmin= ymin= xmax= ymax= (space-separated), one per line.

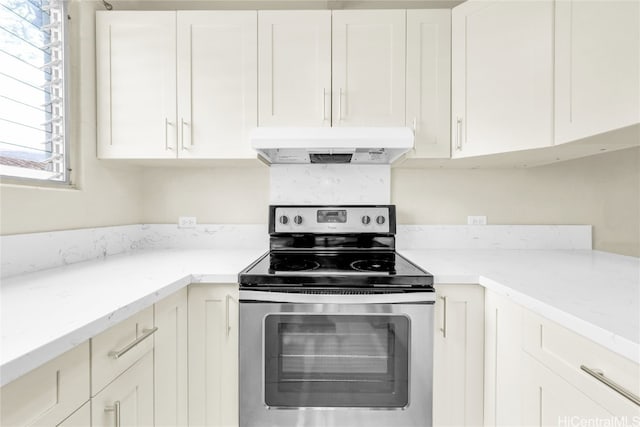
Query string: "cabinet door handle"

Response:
xmin=322 ymin=88 xmax=328 ymax=121
xmin=580 ymin=365 xmax=640 ymax=406
xmin=181 ymin=118 xmax=191 ymax=151
xmin=165 ymin=118 xmax=174 ymax=151
xmin=226 ymin=295 xmax=236 ymax=337
xmin=105 ymin=401 xmax=121 ymax=427
xmin=338 ymin=88 xmax=344 ymax=122
xmin=412 ymin=117 xmax=417 ymax=134
xmin=455 ymin=117 xmax=463 ymax=151
xmin=439 ymin=296 xmax=447 ymax=338
xmin=108 ymin=327 xmax=158 ymax=359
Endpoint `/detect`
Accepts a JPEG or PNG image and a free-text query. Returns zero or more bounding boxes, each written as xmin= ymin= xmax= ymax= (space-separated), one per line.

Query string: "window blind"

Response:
xmin=0 ymin=0 xmax=68 ymax=182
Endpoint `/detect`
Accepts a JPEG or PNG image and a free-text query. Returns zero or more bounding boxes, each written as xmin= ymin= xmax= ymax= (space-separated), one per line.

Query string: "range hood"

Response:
xmin=251 ymin=127 xmax=414 ymax=164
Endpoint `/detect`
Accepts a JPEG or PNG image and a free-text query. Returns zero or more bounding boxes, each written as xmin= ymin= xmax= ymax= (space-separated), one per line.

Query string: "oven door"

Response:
xmin=239 ymin=291 xmax=435 ymax=427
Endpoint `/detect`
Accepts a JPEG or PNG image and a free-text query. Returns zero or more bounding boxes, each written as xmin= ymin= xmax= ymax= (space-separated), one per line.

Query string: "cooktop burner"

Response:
xmin=350 ymin=259 xmax=396 ymax=273
xmin=271 ymin=259 xmax=320 ymax=272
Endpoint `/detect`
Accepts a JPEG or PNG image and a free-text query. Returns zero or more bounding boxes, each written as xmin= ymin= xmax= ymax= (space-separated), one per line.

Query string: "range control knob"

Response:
xmin=294 ymin=215 xmax=303 ymax=225
xmin=361 ymin=215 xmax=371 ymax=225
xmin=376 ymin=215 xmax=386 ymax=225
xmin=279 ymin=215 xmax=289 ymax=225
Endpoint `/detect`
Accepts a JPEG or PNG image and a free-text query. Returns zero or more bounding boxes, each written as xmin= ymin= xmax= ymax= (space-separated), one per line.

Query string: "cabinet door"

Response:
xmin=484 ymin=291 xmax=524 ymax=426
xmin=522 ymin=355 xmax=614 ymax=427
xmin=258 ymin=11 xmax=331 ymax=127
xmin=433 ymin=285 xmax=484 ymax=427
xmin=0 ymin=342 xmax=90 ymax=427
xmin=332 ymin=10 xmax=406 ymax=126
xmin=188 ymin=284 xmax=239 ymax=427
xmin=406 ymin=10 xmax=451 ymax=159
xmin=555 ymin=1 xmax=640 ymax=144
xmin=154 ymin=288 xmax=188 ymax=426
xmin=57 ymin=402 xmax=90 ymax=427
xmin=96 ymin=11 xmax=177 ymax=159
xmin=451 ymin=1 xmax=553 ymax=158
xmin=177 ymin=11 xmax=257 ymax=159
xmin=92 ymin=352 xmax=154 ymax=427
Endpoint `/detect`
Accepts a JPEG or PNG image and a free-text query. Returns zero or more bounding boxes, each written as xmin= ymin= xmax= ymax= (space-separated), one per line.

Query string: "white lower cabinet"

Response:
xmin=188 ymin=284 xmax=239 ymax=427
xmin=58 ymin=401 xmax=91 ymax=426
xmin=154 ymin=288 xmax=188 ymax=426
xmin=433 ymin=285 xmax=485 ymax=426
xmin=484 ymin=290 xmax=524 ymax=427
xmin=522 ymin=309 xmax=640 ymax=421
xmin=92 ymin=351 xmax=155 ymax=427
xmin=0 ymin=342 xmax=90 ymax=427
xmin=522 ymin=354 xmax=613 ymax=426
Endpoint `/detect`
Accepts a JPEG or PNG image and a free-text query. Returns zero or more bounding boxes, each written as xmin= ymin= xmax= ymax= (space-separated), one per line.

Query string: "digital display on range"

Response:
xmin=317 ymin=210 xmax=347 ymax=223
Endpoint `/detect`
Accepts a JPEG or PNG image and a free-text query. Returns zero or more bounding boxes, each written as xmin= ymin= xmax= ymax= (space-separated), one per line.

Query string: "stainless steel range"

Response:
xmin=238 ymin=205 xmax=435 ymax=427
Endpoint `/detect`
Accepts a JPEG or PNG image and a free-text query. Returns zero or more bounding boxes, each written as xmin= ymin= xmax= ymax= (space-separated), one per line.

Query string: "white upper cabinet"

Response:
xmin=451 ymin=0 xmax=554 ymax=158
xmin=332 ymin=10 xmax=406 ymax=126
xmin=258 ymin=11 xmax=331 ymax=127
xmin=96 ymin=12 xmax=177 ymax=159
xmin=406 ymin=9 xmax=451 ymax=158
xmin=97 ymin=11 xmax=257 ymax=159
xmin=258 ymin=10 xmax=406 ymax=128
xmin=554 ymin=0 xmax=640 ymax=144
xmin=177 ymin=11 xmax=257 ymax=158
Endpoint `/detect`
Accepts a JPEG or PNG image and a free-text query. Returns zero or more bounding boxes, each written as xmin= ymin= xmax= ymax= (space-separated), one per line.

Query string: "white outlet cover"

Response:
xmin=467 ymin=215 xmax=487 ymax=225
xmin=178 ymin=216 xmax=197 ymax=228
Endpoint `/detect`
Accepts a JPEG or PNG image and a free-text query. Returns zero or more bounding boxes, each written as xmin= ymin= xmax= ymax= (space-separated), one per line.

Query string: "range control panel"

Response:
xmin=271 ymin=206 xmax=395 ymax=234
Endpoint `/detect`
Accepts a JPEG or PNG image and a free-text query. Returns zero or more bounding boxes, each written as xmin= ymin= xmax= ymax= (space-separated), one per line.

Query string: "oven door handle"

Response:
xmin=239 ymin=290 xmax=436 ymax=304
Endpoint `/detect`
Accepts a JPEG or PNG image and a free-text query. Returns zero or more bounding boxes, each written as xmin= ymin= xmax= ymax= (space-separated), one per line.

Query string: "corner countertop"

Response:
xmin=1 ymin=247 xmax=639 ymax=387
xmin=0 ymin=248 xmax=265 ymax=387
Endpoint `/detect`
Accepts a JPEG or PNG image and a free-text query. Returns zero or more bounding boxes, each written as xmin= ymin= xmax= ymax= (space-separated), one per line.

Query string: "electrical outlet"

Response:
xmin=467 ymin=215 xmax=487 ymax=225
xmin=178 ymin=216 xmax=197 ymax=228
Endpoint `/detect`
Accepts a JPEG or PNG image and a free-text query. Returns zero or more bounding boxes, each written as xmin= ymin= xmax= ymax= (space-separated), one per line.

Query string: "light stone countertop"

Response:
xmin=0 ymin=248 xmax=265 ymax=387
xmin=1 ymin=247 xmax=639 ymax=387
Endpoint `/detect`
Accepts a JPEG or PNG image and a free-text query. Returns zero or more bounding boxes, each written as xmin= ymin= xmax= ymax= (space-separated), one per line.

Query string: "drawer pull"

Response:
xmin=105 ymin=401 xmax=121 ymax=427
xmin=108 ymin=327 xmax=158 ymax=359
xmin=440 ymin=296 xmax=447 ymax=338
xmin=580 ymin=365 xmax=640 ymax=406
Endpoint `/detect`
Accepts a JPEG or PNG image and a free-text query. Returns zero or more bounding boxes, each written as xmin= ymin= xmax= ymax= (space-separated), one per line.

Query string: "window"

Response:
xmin=0 ymin=0 xmax=68 ymax=183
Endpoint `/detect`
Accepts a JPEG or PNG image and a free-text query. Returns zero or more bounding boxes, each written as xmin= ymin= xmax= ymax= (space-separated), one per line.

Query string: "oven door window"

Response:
xmin=264 ymin=314 xmax=409 ymax=408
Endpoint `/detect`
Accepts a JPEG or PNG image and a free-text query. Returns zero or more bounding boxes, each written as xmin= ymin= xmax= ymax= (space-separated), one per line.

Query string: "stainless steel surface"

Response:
xmin=180 ymin=118 xmax=190 ymax=150
xmin=240 ymin=301 xmax=434 ymax=427
xmin=274 ymin=206 xmax=390 ymax=234
xmin=455 ymin=117 xmax=462 ymax=151
xmin=580 ymin=365 xmax=640 ymax=406
xmin=108 ymin=327 xmax=158 ymax=360
xmin=104 ymin=401 xmax=121 ymax=427
xmin=165 ymin=118 xmax=174 ymax=151
xmin=226 ymin=294 xmax=237 ymax=338
xmin=323 ymin=88 xmax=328 ymax=121
xmin=439 ymin=296 xmax=447 ymax=338
xmin=240 ymin=290 xmax=436 ymax=305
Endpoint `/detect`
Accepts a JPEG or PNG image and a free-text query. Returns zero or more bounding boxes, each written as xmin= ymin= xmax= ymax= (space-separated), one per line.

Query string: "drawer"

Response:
xmin=92 ymin=351 xmax=154 ymax=427
xmin=91 ymin=305 xmax=155 ymax=396
xmin=523 ymin=310 xmax=640 ymax=416
xmin=0 ymin=341 xmax=90 ymax=427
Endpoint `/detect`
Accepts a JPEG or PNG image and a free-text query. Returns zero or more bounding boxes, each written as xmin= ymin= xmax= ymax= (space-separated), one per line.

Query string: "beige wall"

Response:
xmin=393 ymin=147 xmax=640 ymax=257
xmin=0 ymin=1 xmax=143 ymax=235
xmin=140 ymin=166 xmax=269 ymax=224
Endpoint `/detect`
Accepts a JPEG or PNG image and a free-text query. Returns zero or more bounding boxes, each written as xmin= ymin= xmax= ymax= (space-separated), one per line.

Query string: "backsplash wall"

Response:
xmin=140 ymin=147 xmax=639 ymax=257
xmin=269 ymin=164 xmax=390 ymax=204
